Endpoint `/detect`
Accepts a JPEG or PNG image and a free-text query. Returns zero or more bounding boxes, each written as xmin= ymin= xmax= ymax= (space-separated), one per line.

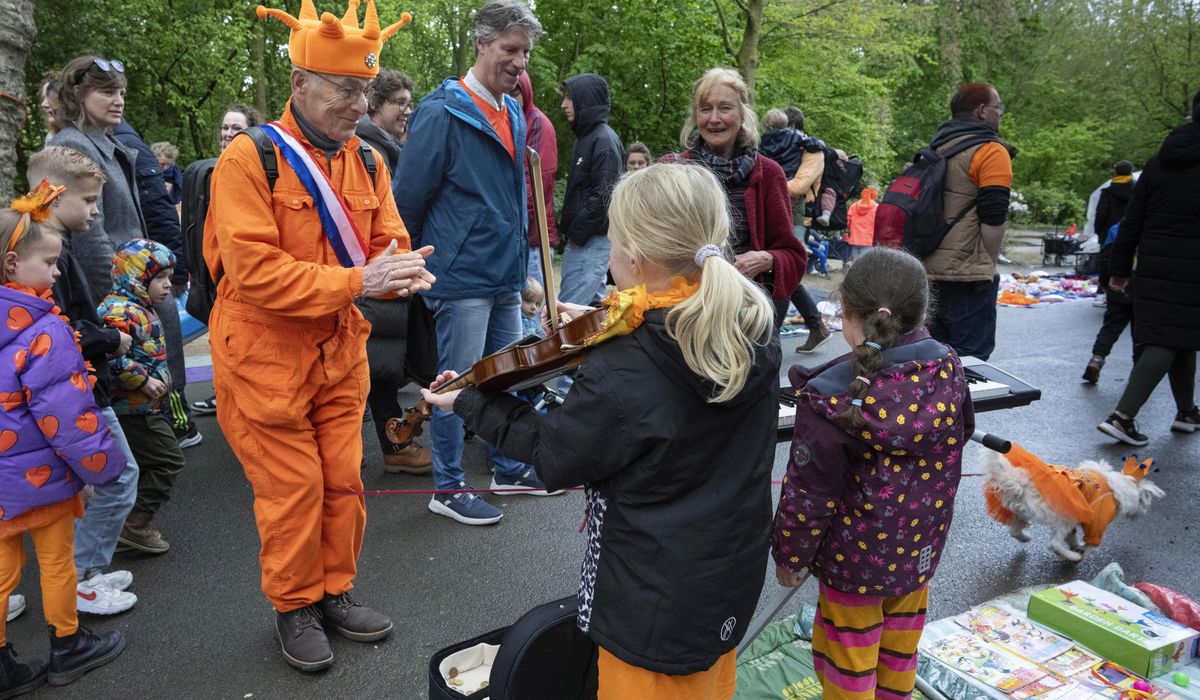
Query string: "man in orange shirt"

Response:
xmin=923 ymin=83 xmax=1017 ymax=360
xmin=394 ymin=1 xmax=561 ymax=527
xmin=206 ymin=0 xmax=433 ymax=672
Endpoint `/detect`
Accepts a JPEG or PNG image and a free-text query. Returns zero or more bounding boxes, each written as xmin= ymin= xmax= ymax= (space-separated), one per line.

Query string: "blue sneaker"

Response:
xmin=490 ymin=467 xmax=563 ymax=496
xmin=428 ymin=487 xmax=502 ymax=526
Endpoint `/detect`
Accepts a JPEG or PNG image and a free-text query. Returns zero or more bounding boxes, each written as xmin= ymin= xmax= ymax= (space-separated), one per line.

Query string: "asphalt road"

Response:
xmin=7 ymin=299 xmax=1197 ymax=698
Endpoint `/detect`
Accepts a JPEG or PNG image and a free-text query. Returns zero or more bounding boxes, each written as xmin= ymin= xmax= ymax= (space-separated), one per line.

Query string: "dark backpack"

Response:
xmin=874 ymin=136 xmax=993 ymax=256
xmin=808 ymin=148 xmax=864 ymax=231
xmin=182 ymin=125 xmax=377 ymax=325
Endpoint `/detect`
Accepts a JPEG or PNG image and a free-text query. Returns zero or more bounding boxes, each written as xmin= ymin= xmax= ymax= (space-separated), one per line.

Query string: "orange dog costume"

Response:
xmin=205 ymin=0 xmax=410 ymax=613
xmin=985 ymin=444 xmax=1158 ymax=549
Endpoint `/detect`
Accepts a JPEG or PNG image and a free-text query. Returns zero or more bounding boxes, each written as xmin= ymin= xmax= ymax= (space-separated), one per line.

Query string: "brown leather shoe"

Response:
xmin=382 ymin=444 xmax=432 ymax=475
xmin=117 ymin=511 xmax=169 ymax=554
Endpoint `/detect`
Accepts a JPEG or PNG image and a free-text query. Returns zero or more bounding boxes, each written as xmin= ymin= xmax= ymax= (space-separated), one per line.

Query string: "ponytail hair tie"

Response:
xmin=8 ymin=180 xmax=65 ymax=253
xmin=878 ymin=307 xmax=892 ymax=316
xmin=855 ymin=375 xmax=871 ymax=386
xmin=693 ymin=244 xmax=722 ymax=267
xmin=851 ymin=398 xmax=864 ymax=407
xmin=864 ymin=341 xmax=882 ymax=351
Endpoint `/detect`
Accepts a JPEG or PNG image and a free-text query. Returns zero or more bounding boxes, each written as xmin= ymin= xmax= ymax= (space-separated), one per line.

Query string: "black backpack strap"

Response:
xmin=357 ymin=144 xmax=378 ymax=189
xmin=238 ymin=125 xmax=280 ymax=192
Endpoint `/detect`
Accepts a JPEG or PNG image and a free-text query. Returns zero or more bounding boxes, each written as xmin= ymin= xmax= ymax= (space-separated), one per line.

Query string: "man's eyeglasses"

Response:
xmin=307 ymin=70 xmax=374 ymax=102
xmin=93 ymin=58 xmax=125 ymax=73
xmin=384 ymin=97 xmax=413 ymax=110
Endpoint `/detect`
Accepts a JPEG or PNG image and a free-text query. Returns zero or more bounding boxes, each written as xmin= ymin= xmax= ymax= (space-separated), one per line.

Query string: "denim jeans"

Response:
xmin=424 ymin=294 xmax=529 ymax=490
xmin=75 ymin=406 xmax=140 ymax=580
xmin=928 ymin=276 xmax=1001 ymax=361
xmin=559 ymin=236 xmax=611 ymax=306
xmin=527 ymin=247 xmax=545 ymax=289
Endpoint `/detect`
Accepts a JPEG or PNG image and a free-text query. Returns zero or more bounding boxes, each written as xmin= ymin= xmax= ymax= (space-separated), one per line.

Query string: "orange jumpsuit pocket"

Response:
xmin=221 ymin=314 xmax=322 ymax=428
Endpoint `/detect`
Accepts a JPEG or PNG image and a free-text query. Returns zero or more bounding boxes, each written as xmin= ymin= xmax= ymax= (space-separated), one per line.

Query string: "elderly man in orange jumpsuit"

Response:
xmin=204 ymin=0 xmax=432 ymax=672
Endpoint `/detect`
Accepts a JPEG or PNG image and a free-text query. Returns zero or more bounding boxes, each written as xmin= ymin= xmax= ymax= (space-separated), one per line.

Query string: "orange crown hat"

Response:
xmin=256 ymin=0 xmax=411 ymax=79
xmin=1121 ymin=454 xmax=1156 ymax=483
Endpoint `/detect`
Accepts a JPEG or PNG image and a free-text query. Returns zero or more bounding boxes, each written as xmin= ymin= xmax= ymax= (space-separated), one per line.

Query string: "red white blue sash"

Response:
xmin=260 ymin=122 xmax=369 ymax=268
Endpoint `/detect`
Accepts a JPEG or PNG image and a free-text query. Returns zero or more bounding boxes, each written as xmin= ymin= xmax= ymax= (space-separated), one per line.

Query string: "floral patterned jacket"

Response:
xmin=772 ymin=329 xmax=975 ymax=596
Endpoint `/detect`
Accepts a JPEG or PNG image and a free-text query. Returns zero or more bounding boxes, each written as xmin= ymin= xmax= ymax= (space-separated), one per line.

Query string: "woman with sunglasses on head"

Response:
xmin=46 ymin=55 xmax=148 ymax=616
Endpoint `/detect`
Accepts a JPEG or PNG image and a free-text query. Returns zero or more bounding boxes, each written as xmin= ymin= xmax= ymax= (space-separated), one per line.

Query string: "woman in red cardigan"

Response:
xmin=662 ymin=68 xmax=807 ymax=317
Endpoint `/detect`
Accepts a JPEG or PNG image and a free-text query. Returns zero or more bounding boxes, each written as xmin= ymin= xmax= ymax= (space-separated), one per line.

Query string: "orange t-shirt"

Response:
xmin=460 ymin=79 xmax=515 ymax=160
xmin=968 ymin=141 xmax=1013 ymax=189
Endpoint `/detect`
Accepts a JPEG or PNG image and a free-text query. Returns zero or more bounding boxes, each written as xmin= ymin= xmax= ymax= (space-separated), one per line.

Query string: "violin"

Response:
xmin=386 ymin=147 xmax=606 ymax=448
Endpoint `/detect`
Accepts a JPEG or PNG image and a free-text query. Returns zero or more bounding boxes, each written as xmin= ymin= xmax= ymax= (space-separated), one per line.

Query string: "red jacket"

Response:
xmin=517 ymin=72 xmax=558 ymax=249
xmin=662 ymin=151 xmax=806 ymax=300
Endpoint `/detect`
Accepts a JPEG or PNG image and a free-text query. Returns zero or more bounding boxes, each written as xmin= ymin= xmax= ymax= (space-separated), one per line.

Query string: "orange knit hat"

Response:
xmin=257 ymin=0 xmax=411 ymax=79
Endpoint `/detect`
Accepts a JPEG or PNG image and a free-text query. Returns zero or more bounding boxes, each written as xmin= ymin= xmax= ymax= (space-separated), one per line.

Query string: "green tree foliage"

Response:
xmin=18 ymin=0 xmax=1197 ymax=224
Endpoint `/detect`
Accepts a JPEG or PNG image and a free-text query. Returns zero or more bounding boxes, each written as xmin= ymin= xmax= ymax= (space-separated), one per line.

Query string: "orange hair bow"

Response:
xmin=8 ymin=179 xmax=66 ymax=253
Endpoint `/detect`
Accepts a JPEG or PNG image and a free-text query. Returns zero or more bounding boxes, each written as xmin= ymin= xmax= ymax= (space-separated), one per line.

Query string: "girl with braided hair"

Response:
xmin=772 ymin=247 xmax=974 ymax=700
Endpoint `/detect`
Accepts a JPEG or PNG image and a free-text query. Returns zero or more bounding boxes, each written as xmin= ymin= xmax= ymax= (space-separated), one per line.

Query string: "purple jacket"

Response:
xmin=0 ymin=286 xmax=125 ymax=522
xmin=772 ymin=329 xmax=974 ymax=596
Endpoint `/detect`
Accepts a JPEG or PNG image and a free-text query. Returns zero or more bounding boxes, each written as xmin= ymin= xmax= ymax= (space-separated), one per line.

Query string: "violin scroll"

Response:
xmin=385 ymin=402 xmax=433 ymax=448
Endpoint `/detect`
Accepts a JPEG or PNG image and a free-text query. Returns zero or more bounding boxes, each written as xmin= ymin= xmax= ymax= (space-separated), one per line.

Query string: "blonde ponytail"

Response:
xmin=608 ymin=163 xmax=774 ymax=403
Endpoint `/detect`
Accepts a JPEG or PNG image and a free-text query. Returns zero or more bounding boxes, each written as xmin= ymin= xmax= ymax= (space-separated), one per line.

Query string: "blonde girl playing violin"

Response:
xmin=423 ymin=163 xmax=781 ymax=699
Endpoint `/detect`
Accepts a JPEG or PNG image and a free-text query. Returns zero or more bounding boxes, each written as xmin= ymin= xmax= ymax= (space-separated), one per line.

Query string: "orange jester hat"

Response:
xmin=256 ymin=0 xmax=412 ymax=78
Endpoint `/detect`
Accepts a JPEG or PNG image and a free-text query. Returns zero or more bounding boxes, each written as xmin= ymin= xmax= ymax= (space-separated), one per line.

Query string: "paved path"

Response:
xmin=8 ymin=298 xmax=1196 ymax=698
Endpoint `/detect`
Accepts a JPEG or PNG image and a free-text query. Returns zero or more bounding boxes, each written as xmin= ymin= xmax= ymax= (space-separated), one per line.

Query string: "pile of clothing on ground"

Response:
xmin=997 ymin=272 xmax=1100 ymax=307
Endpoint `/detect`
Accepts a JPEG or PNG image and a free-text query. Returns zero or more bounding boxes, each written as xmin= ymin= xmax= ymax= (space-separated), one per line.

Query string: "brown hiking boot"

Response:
xmin=382 ymin=444 xmax=432 ymax=475
xmin=117 ymin=511 xmax=169 ymax=554
xmin=795 ymin=325 xmax=832 ymax=353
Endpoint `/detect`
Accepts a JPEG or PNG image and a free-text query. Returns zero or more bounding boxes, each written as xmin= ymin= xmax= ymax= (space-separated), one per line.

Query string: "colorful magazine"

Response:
xmin=954 ymin=603 xmax=1074 ymax=663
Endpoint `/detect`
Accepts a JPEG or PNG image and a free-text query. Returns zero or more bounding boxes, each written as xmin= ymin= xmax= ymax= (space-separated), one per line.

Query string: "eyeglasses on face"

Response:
xmin=384 ymin=96 xmax=413 ymax=110
xmin=307 ymin=70 xmax=374 ymax=102
xmin=93 ymin=58 xmax=125 ymax=73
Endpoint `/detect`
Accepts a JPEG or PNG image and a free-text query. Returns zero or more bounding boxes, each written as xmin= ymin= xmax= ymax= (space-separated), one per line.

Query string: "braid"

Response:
xmin=830 ymin=247 xmax=930 ymax=430
xmin=836 ymin=311 xmax=905 ymax=429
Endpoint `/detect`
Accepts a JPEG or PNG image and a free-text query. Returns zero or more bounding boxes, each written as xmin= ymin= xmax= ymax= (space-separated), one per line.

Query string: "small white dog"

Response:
xmin=984 ymin=445 xmax=1163 ymax=561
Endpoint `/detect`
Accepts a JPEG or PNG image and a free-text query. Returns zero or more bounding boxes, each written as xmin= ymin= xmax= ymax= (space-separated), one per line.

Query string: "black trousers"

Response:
xmin=773 ymin=285 xmax=824 ymax=331
xmin=1091 ymin=290 xmax=1135 ymax=359
xmin=366 ymin=379 xmax=403 ymax=455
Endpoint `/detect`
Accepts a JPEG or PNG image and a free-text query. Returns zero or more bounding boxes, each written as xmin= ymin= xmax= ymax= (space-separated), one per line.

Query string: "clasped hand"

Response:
xmin=361 ymin=241 xmax=437 ymax=298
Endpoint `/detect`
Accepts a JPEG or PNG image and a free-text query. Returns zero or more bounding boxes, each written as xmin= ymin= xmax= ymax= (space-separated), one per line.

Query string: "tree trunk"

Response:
xmin=738 ymin=0 xmax=765 ymax=97
xmin=0 ymin=0 xmax=35 ymax=199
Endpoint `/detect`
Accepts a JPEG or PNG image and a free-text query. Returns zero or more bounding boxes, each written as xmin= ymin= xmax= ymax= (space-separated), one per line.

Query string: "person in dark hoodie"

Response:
xmin=773 ymin=247 xmax=972 ymax=700
xmin=1098 ymin=95 xmax=1200 ymax=446
xmin=922 ymin=82 xmax=1016 ymax=362
xmin=1083 ymin=159 xmax=1137 ymax=383
xmin=558 ymin=73 xmax=624 ymax=305
xmin=355 ymin=69 xmax=414 ymax=176
xmin=422 ymin=163 xmax=779 ymax=698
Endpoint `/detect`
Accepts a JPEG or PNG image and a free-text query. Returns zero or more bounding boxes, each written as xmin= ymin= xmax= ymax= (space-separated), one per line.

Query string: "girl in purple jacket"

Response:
xmin=772 ymin=247 xmax=973 ymax=700
xmin=0 ymin=198 xmax=127 ymax=696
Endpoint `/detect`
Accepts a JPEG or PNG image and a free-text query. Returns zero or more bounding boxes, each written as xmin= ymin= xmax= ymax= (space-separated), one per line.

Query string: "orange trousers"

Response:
xmin=211 ymin=298 xmax=371 ymax=613
xmin=0 ymin=507 xmax=79 ymax=644
xmin=597 ymin=647 xmax=736 ymax=700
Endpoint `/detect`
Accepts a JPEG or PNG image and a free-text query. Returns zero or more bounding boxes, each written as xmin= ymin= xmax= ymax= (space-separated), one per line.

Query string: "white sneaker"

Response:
xmin=6 ymin=593 xmax=25 ymax=622
xmin=77 ymin=573 xmax=137 ymax=615
xmin=99 ymin=570 xmax=133 ymax=592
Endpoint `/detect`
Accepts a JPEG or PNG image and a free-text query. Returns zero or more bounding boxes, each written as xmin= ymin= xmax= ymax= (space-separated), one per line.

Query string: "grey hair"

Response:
xmin=472 ymin=0 xmax=543 ymax=46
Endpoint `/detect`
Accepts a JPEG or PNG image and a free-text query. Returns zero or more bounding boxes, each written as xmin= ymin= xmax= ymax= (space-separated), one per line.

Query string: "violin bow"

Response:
xmin=526 ymin=147 xmax=561 ymax=334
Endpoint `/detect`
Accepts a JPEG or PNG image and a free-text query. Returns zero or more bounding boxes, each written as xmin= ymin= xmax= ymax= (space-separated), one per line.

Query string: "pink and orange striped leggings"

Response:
xmin=812 ymin=581 xmax=929 ymax=700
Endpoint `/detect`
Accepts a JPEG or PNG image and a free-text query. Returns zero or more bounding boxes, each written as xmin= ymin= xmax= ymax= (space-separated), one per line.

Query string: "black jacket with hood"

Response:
xmin=559 ymin=74 xmax=624 ymax=246
xmin=455 ymin=308 xmax=780 ymax=674
xmin=355 ymin=114 xmax=402 ymax=177
xmin=1110 ymin=120 xmax=1200 ymax=350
